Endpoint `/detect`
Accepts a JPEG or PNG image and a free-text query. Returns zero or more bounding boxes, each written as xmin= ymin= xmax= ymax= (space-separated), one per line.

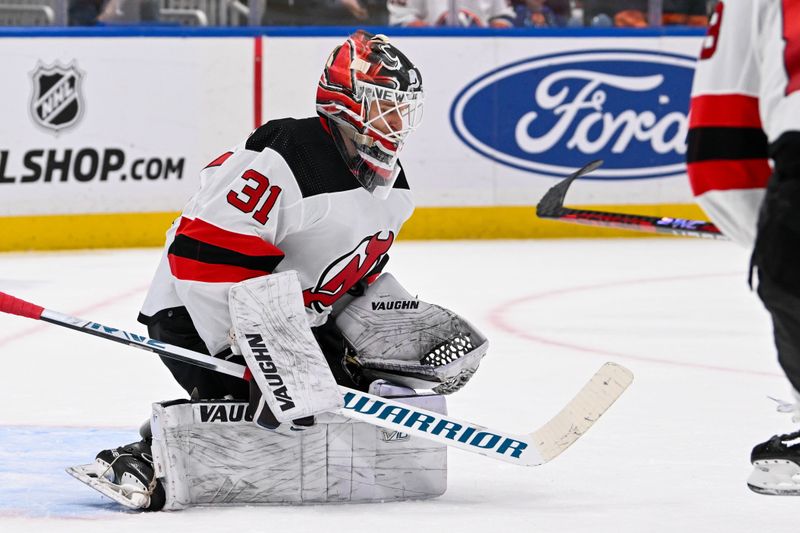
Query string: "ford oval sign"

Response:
xmin=450 ymin=50 xmax=696 ymax=179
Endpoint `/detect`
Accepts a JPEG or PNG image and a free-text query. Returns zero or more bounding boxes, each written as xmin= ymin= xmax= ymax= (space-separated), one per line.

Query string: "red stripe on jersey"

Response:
xmin=784 ymin=0 xmax=800 ymax=95
xmin=168 ymin=254 xmax=267 ymax=283
xmin=689 ymin=95 xmax=763 ymax=129
xmin=687 ymin=159 xmax=771 ymax=196
xmin=205 ymin=152 xmax=233 ymax=169
xmin=176 ymin=217 xmax=284 ymax=258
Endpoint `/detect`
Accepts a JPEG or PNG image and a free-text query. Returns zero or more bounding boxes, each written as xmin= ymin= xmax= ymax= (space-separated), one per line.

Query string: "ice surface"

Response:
xmin=0 ymin=240 xmax=797 ymax=532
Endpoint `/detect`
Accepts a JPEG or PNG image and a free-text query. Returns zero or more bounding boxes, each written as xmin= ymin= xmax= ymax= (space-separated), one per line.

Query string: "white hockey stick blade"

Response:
xmin=532 ymin=362 xmax=633 ymax=462
xmin=337 ymin=362 xmax=633 ymax=466
xmin=0 ymin=291 xmax=633 ymax=467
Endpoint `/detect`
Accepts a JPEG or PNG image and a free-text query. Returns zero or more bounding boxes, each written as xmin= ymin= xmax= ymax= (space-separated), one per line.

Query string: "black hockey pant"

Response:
xmin=751 ymin=137 xmax=800 ymax=393
xmin=147 ymin=307 xmax=360 ymax=401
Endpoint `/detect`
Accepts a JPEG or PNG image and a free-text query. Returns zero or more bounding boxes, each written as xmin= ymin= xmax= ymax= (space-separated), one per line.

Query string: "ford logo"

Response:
xmin=450 ymin=50 xmax=696 ymax=180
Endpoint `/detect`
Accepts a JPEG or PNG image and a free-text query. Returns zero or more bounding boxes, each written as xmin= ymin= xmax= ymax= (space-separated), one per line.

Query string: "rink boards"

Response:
xmin=0 ymin=27 xmax=707 ymax=250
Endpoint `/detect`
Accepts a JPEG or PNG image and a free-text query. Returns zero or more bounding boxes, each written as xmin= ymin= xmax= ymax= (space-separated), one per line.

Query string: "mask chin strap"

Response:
xmin=329 ymin=118 xmax=376 ymax=149
xmin=351 ymin=131 xmax=375 ymax=147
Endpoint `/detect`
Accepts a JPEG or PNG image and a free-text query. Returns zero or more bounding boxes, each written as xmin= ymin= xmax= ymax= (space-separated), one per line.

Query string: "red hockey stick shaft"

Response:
xmin=0 ymin=292 xmax=44 ymax=320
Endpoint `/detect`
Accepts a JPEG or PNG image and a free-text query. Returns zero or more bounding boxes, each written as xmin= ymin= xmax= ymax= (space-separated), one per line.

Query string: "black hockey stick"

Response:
xmin=536 ymin=160 xmax=727 ymax=240
xmin=0 ymin=290 xmax=632 ymax=467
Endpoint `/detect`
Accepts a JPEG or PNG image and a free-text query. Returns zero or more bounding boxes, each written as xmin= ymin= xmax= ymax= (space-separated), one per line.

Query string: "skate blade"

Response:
xmin=67 ymin=463 xmax=149 ymax=509
xmin=747 ymin=459 xmax=800 ymax=496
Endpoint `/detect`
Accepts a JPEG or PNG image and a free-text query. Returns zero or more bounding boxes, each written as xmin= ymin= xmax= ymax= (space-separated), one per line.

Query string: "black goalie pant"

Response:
xmin=147 ymin=307 xmax=358 ymax=400
xmin=752 ymin=142 xmax=800 ymax=394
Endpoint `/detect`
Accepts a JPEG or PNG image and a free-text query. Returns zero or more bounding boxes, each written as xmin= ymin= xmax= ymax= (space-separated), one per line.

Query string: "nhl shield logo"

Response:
xmin=30 ymin=62 xmax=84 ymax=132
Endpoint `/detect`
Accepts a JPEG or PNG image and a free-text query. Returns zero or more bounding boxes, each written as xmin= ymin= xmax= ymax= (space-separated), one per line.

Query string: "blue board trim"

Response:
xmin=0 ymin=25 xmax=707 ymax=38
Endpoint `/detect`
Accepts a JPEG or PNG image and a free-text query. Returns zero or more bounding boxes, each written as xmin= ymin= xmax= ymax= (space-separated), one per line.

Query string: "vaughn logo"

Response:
xmin=247 ymin=333 xmax=296 ymax=412
xmin=450 ymin=50 xmax=696 ymax=180
xmin=30 ymin=61 xmax=84 ymax=133
xmin=372 ymin=300 xmax=420 ymax=311
xmin=197 ymin=403 xmax=253 ymax=423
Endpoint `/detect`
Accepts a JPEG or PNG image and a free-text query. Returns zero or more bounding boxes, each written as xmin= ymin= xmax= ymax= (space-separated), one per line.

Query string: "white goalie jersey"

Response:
xmin=687 ymin=0 xmax=800 ymax=247
xmin=138 ymin=117 xmax=414 ymax=356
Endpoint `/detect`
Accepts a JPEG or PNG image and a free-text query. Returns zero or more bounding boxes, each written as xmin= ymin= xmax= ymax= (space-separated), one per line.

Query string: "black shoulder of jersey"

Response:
xmin=395 ymin=163 xmax=410 ymax=190
xmin=246 ymin=117 xmax=410 ymax=197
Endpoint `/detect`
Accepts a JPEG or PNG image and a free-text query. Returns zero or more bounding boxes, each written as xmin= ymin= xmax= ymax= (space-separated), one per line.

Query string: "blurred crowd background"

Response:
xmin=0 ymin=0 xmax=716 ymax=29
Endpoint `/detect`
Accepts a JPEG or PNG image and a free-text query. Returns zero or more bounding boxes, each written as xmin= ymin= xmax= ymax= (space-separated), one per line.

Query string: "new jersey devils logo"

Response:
xmin=304 ymin=231 xmax=394 ymax=311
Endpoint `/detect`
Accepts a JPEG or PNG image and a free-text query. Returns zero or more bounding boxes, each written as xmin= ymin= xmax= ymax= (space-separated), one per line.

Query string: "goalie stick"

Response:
xmin=536 ymin=160 xmax=727 ymax=240
xmin=0 ymin=290 xmax=632 ymax=466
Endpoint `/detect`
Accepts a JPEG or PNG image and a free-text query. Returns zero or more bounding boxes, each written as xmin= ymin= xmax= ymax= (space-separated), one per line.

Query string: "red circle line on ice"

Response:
xmin=487 ymin=271 xmax=783 ymax=378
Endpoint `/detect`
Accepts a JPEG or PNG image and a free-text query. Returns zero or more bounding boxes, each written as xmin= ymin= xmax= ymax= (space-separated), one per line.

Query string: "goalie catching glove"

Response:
xmin=228 ymin=271 xmax=343 ymax=429
xmin=335 ymin=273 xmax=488 ymax=394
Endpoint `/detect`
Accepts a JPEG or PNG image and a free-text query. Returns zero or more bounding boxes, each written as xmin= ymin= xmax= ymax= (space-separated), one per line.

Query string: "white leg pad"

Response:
xmin=150 ymin=385 xmax=447 ymax=509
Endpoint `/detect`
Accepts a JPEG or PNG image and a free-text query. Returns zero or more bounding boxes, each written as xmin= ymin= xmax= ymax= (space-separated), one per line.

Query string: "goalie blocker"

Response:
xmin=229 ymin=271 xmax=343 ymax=429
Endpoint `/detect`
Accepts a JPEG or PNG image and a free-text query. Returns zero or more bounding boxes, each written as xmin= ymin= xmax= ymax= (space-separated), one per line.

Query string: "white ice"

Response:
xmin=0 ymin=239 xmax=797 ymax=532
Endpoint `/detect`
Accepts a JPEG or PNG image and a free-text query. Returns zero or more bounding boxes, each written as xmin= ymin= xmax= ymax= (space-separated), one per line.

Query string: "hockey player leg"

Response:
xmin=748 ymin=169 xmax=800 ymax=495
xmin=150 ymin=386 xmax=447 ymax=509
xmin=148 ymin=306 xmax=249 ymax=400
xmin=747 ymin=275 xmax=800 ymax=495
xmin=67 ymin=421 xmax=166 ymax=511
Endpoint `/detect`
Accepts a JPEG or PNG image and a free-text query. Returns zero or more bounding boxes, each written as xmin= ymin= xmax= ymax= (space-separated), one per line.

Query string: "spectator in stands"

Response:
xmin=97 ymin=0 xmax=158 ymax=23
xmin=580 ymin=0 xmax=647 ymax=27
xmin=68 ymin=0 xmax=104 ymax=25
xmin=581 ymin=0 xmax=708 ymax=28
xmin=388 ymin=0 xmax=515 ymax=27
xmin=510 ymin=0 xmax=569 ymax=27
xmin=69 ymin=0 xmax=158 ymax=25
xmin=263 ymin=0 xmax=387 ymax=25
xmin=662 ymin=0 xmax=708 ymax=26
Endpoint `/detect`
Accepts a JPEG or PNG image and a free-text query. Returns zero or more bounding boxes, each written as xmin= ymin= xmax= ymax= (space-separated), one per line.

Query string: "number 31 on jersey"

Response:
xmin=227 ymin=169 xmax=282 ymax=225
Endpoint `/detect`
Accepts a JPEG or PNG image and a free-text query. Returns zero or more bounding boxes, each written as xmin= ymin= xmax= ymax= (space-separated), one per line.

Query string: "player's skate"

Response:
xmin=67 ymin=438 xmax=166 ymax=511
xmin=747 ymin=429 xmax=800 ymax=495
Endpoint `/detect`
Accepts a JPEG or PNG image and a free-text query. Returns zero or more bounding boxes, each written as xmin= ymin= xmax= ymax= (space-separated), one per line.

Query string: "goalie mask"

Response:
xmin=317 ymin=30 xmax=424 ymax=200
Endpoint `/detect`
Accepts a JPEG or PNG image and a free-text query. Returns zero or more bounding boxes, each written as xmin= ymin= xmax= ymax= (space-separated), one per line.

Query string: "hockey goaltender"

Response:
xmin=67 ymin=30 xmax=489 ymax=511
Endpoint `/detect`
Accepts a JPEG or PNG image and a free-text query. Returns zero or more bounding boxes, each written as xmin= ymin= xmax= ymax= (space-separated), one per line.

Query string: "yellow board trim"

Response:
xmin=0 ymin=212 xmax=180 ymax=252
xmin=0 ymin=204 xmax=711 ymax=251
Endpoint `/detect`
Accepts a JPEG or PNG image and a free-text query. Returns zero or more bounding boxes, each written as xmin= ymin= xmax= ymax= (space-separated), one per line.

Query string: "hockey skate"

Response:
xmin=747 ymin=429 xmax=800 ymax=495
xmin=67 ymin=438 xmax=166 ymax=511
